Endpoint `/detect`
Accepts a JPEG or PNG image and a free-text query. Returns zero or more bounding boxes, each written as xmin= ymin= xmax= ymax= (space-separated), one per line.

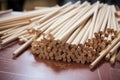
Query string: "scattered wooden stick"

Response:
xmin=90 ymin=32 xmax=120 ymax=69
xmin=13 ymin=36 xmax=35 ymax=59
xmin=110 ymin=50 xmax=117 ymax=65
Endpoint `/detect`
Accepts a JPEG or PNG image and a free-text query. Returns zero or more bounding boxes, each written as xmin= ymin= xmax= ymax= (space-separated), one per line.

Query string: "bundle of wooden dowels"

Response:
xmin=0 ymin=1 xmax=120 ymax=69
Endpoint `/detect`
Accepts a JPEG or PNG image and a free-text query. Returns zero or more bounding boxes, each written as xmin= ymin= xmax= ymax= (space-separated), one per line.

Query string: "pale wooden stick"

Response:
xmin=109 ymin=41 xmax=120 ymax=56
xmin=44 ymin=18 xmax=71 ymax=39
xmin=49 ymin=1 xmax=88 ymax=30
xmin=110 ymin=51 xmax=117 ymax=65
xmin=0 ymin=26 xmax=21 ymax=35
xmin=88 ymin=1 xmax=99 ymax=39
xmin=100 ymin=6 xmax=110 ymax=32
xmin=19 ymin=34 xmax=32 ymax=42
xmin=73 ymin=18 xmax=91 ymax=44
xmin=55 ymin=5 xmax=90 ymax=39
xmin=0 ymin=18 xmax=30 ymax=26
xmin=66 ymin=24 xmax=83 ymax=44
xmin=111 ymin=6 xmax=117 ymax=31
xmin=30 ymin=15 xmax=45 ymax=22
xmin=89 ymin=32 xmax=120 ymax=69
xmin=93 ymin=6 xmax=103 ymax=33
xmin=47 ymin=4 xmax=87 ymax=35
xmin=1 ymin=31 xmax=27 ymax=46
xmin=34 ymin=6 xmax=60 ymax=10
xmin=34 ymin=2 xmax=76 ymax=30
xmin=110 ymin=6 xmax=115 ymax=30
xmin=3 ymin=25 xmax=28 ymax=34
xmin=0 ymin=9 xmax=54 ymax=24
xmin=50 ymin=19 xmax=69 ymax=36
xmin=37 ymin=2 xmax=72 ymax=24
xmin=107 ymin=9 xmax=112 ymax=29
xmin=39 ymin=18 xmax=58 ymax=33
xmin=2 ymin=25 xmax=30 ymax=36
xmin=18 ymin=34 xmax=33 ymax=44
xmin=57 ymin=5 xmax=97 ymax=41
xmin=18 ymin=34 xmax=30 ymax=39
xmin=79 ymin=21 xmax=91 ymax=44
xmin=0 ymin=21 xmax=30 ymax=31
xmin=13 ymin=36 xmax=35 ymax=58
xmin=71 ymin=18 xmax=91 ymax=44
xmin=0 ymin=9 xmax=13 ymax=15
xmin=41 ymin=2 xmax=81 ymax=34
xmin=1 ymin=32 xmax=17 ymax=40
xmin=105 ymin=53 xmax=110 ymax=61
xmin=54 ymin=5 xmax=91 ymax=38
xmin=105 ymin=41 xmax=120 ymax=60
xmin=0 ymin=23 xmax=36 ymax=46
xmin=94 ymin=4 xmax=107 ymax=33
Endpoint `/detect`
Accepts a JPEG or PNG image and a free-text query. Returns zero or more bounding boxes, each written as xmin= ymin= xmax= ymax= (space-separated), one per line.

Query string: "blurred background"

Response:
xmin=0 ymin=0 xmax=120 ymax=11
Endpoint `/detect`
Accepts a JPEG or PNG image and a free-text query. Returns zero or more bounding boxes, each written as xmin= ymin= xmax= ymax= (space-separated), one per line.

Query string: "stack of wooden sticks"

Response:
xmin=0 ymin=1 xmax=120 ymax=69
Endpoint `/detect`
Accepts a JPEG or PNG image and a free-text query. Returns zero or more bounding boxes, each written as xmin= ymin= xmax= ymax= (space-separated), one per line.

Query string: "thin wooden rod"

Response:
xmin=90 ymin=32 xmax=120 ymax=69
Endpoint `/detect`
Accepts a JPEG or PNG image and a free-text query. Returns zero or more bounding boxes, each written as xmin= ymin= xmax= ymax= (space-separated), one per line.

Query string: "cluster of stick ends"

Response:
xmin=32 ymin=29 xmax=117 ymax=63
xmin=0 ymin=1 xmax=120 ymax=69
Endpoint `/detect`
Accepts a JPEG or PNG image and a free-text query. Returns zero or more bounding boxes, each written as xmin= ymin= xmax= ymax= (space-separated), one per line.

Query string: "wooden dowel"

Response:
xmin=55 ymin=5 xmax=91 ymax=39
xmin=34 ymin=6 xmax=59 ymax=10
xmin=50 ymin=19 xmax=69 ymax=36
xmin=110 ymin=6 xmax=114 ymax=30
xmin=37 ymin=2 xmax=72 ymax=24
xmin=80 ymin=22 xmax=91 ymax=44
xmin=71 ymin=19 xmax=91 ymax=44
xmin=107 ymin=9 xmax=112 ymax=29
xmin=30 ymin=15 xmax=45 ymax=22
xmin=34 ymin=2 xmax=76 ymax=30
xmin=94 ymin=4 xmax=107 ymax=33
xmin=111 ymin=6 xmax=117 ymax=31
xmin=0 ymin=9 xmax=13 ymax=15
xmin=73 ymin=18 xmax=91 ymax=44
xmin=0 ymin=22 xmax=36 ymax=46
xmin=0 ymin=21 xmax=30 ymax=31
xmin=0 ymin=18 xmax=30 ymax=26
xmin=40 ymin=18 xmax=58 ymax=34
xmin=89 ymin=32 xmax=120 ymax=69
xmin=88 ymin=1 xmax=99 ymax=39
xmin=66 ymin=24 xmax=83 ymax=44
xmin=48 ymin=4 xmax=86 ymax=35
xmin=109 ymin=41 xmax=120 ymax=56
xmin=56 ymin=4 xmax=96 ymax=41
xmin=18 ymin=33 xmax=31 ymax=38
xmin=1 ymin=31 xmax=27 ymax=46
xmin=13 ymin=36 xmax=35 ymax=58
xmin=100 ymin=6 xmax=110 ymax=32
xmin=105 ymin=41 xmax=120 ymax=60
xmin=110 ymin=51 xmax=117 ymax=65
xmin=105 ymin=53 xmax=110 ymax=61
xmin=93 ymin=6 xmax=103 ymax=33
xmin=0 ymin=26 xmax=19 ymax=35
xmin=0 ymin=9 xmax=54 ymax=24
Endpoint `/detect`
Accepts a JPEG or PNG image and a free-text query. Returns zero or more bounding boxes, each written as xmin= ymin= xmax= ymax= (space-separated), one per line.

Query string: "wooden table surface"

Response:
xmin=0 ymin=43 xmax=120 ymax=80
